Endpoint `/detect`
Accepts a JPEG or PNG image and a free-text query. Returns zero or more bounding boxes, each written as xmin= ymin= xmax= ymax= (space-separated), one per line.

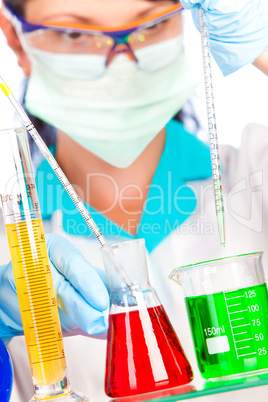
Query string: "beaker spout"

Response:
xmin=169 ymin=268 xmax=181 ymax=285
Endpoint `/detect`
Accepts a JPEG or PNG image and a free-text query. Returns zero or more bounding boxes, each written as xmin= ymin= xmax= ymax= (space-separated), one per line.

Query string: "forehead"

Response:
xmin=24 ymin=0 xmax=176 ymax=25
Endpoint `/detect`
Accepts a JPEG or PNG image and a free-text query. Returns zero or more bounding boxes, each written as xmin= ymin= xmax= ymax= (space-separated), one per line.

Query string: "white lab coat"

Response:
xmin=5 ymin=123 xmax=268 ymax=402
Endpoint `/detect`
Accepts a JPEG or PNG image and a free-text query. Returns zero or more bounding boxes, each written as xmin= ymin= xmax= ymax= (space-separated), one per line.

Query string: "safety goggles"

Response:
xmin=4 ymin=3 xmax=183 ymax=67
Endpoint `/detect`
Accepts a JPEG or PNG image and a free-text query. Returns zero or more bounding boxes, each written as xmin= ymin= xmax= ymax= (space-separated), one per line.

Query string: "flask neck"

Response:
xmin=101 ymin=239 xmax=151 ymax=291
xmin=109 ymin=285 xmax=162 ymax=315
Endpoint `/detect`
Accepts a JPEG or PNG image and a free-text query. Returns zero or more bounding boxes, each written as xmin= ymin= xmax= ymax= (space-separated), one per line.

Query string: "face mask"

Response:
xmin=25 ymin=36 xmax=199 ymax=168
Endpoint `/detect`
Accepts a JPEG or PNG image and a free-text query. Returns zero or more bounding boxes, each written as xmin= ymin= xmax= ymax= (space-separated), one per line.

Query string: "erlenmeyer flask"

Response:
xmin=101 ymin=239 xmax=193 ymax=398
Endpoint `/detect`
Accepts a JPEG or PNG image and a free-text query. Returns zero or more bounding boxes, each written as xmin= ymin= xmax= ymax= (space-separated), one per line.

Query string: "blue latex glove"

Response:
xmin=180 ymin=0 xmax=268 ymax=75
xmin=0 ymin=233 xmax=109 ymax=339
xmin=0 ymin=338 xmax=13 ymax=402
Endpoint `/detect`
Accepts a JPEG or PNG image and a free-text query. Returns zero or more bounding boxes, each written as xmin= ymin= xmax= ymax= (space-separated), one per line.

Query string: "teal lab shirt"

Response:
xmin=35 ymin=119 xmax=212 ymax=252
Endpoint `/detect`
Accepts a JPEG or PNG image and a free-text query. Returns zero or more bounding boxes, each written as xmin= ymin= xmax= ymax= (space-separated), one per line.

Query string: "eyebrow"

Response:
xmin=42 ymin=1 xmax=179 ymax=27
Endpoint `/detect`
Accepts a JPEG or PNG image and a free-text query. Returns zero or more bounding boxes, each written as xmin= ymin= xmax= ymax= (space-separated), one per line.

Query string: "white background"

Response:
xmin=0 ymin=8 xmax=267 ymax=148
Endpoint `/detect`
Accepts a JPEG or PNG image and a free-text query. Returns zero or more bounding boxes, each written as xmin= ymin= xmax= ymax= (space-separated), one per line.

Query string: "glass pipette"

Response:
xmin=198 ymin=7 xmax=226 ymax=247
xmin=0 ymin=76 xmax=135 ymax=289
xmin=0 ymin=77 xmax=107 ymax=247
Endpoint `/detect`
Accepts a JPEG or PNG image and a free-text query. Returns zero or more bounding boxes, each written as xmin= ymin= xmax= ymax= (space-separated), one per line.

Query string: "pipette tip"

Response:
xmin=216 ymin=212 xmax=225 ymax=247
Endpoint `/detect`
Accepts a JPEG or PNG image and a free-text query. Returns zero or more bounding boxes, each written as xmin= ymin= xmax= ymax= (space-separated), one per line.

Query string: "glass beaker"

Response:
xmin=0 ymin=127 xmax=92 ymax=401
xmin=101 ymin=239 xmax=193 ymax=398
xmin=169 ymin=253 xmax=268 ymax=381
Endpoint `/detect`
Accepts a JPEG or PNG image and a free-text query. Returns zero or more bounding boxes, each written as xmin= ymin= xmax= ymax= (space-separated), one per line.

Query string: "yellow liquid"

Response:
xmin=6 ymin=218 xmax=67 ymax=386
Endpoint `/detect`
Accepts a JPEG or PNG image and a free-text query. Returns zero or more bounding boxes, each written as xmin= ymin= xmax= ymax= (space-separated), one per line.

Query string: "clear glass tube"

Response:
xmin=0 ymin=127 xmax=92 ymax=401
xmin=198 ymin=7 xmax=225 ymax=247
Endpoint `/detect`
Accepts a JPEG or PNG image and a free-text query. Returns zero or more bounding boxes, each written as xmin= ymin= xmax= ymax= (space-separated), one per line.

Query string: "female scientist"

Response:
xmin=0 ymin=0 xmax=268 ymax=400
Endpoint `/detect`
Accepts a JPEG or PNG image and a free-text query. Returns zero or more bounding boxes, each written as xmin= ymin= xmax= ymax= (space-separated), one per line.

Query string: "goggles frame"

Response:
xmin=3 ymin=2 xmax=184 ymax=67
xmin=4 ymin=3 xmax=183 ymax=36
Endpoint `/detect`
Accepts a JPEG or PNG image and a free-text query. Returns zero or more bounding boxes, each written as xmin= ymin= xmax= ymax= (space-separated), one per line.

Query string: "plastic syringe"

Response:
xmin=198 ymin=7 xmax=226 ymax=247
xmin=0 ymin=77 xmax=107 ymax=248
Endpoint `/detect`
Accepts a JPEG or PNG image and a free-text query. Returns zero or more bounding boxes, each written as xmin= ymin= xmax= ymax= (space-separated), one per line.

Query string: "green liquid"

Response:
xmin=186 ymin=283 xmax=268 ymax=379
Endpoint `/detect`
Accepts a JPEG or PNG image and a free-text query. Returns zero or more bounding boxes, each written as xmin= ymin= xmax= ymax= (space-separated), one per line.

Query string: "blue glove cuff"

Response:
xmin=190 ymin=2 xmax=268 ymax=75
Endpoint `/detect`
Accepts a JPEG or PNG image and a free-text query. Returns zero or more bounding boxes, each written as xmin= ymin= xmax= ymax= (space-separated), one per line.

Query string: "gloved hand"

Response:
xmin=0 ymin=233 xmax=109 ymax=340
xmin=180 ymin=0 xmax=268 ymax=75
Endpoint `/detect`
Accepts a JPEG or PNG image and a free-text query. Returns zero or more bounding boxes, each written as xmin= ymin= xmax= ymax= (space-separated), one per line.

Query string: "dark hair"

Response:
xmin=3 ymin=0 xmax=26 ymax=16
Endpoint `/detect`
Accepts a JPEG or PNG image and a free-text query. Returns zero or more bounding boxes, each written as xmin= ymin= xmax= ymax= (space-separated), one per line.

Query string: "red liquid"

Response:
xmin=105 ymin=305 xmax=193 ymax=397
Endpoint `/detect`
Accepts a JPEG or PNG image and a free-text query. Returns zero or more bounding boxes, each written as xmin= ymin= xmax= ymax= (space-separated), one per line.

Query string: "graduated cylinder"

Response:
xmin=0 ymin=128 xmax=67 ymax=391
